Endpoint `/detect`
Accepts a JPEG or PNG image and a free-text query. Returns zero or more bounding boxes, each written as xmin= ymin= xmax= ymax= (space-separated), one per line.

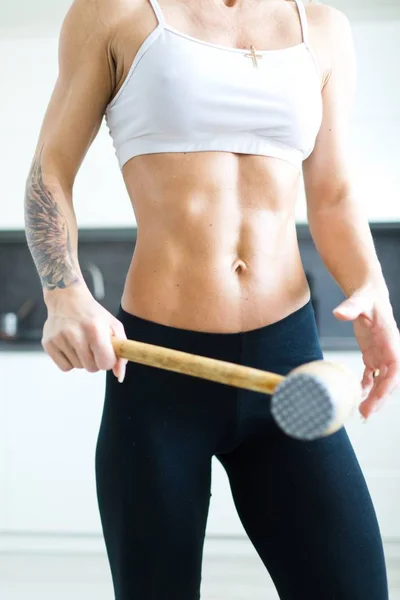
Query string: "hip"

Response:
xmin=114 ymin=296 xmax=323 ymax=377
xmin=103 ymin=298 xmax=323 ymax=453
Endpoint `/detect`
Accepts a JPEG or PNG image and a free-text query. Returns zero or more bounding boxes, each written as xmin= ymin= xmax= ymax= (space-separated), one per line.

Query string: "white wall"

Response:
xmin=299 ymin=17 xmax=400 ymax=222
xmin=0 ymin=9 xmax=399 ymax=229
xmin=0 ymin=37 xmax=132 ymax=230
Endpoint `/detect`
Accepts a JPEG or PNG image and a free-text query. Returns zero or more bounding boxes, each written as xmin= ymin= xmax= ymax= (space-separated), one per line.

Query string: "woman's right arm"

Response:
xmin=25 ymin=0 xmax=128 ymax=381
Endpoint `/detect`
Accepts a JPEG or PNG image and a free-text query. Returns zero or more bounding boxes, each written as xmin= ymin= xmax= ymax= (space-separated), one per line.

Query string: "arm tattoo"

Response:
xmin=25 ymin=147 xmax=81 ymax=290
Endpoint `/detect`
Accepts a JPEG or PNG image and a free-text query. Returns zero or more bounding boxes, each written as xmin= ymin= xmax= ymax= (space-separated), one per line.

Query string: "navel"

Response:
xmin=232 ymin=258 xmax=248 ymax=274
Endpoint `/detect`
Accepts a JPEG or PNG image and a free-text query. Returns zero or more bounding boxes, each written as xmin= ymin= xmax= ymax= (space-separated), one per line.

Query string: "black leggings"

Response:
xmin=95 ymin=300 xmax=388 ymax=599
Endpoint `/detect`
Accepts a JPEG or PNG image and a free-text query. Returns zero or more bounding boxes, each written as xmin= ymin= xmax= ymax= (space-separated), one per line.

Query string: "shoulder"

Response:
xmin=303 ymin=2 xmax=355 ymax=82
xmin=305 ymin=2 xmax=353 ymax=45
xmin=62 ymin=0 xmax=140 ymax=39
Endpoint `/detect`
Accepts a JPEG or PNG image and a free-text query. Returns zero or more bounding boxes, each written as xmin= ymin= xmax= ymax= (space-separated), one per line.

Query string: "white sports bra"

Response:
xmin=105 ymin=0 xmax=323 ymax=171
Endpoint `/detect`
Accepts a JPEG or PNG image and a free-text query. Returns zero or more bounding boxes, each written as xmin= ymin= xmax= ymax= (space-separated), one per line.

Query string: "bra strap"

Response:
xmin=293 ymin=0 xmax=309 ymax=45
xmin=148 ymin=0 xmax=166 ymax=27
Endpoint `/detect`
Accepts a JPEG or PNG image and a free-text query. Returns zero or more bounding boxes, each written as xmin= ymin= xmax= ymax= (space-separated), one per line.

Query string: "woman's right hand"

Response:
xmin=42 ymin=286 xmax=128 ymax=382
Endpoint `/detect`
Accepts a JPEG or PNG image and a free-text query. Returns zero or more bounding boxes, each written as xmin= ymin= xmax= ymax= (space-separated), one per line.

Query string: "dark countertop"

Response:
xmin=1 ymin=223 xmax=397 ymax=355
xmin=0 ymin=337 xmax=360 ymax=353
xmin=1 ymin=222 xmax=400 ymax=243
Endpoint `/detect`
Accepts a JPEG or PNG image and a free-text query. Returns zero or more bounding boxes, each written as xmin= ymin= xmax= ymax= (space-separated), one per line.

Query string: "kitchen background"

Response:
xmin=0 ymin=0 xmax=400 ymax=599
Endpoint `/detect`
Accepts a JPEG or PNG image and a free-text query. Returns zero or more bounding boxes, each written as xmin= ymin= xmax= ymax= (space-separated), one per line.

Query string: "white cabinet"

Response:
xmin=1 ymin=349 xmax=399 ymax=546
xmin=0 ymin=352 xmax=106 ymax=534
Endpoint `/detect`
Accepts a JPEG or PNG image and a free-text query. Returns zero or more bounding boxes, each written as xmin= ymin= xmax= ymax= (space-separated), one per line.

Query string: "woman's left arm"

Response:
xmin=303 ymin=7 xmax=400 ymax=420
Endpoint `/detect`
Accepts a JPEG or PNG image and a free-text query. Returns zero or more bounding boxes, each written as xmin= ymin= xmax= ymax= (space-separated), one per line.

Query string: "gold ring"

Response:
xmin=373 ymin=369 xmax=380 ymax=379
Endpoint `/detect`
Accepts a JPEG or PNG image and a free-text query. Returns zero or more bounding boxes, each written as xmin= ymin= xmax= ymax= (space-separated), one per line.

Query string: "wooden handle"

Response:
xmin=112 ymin=337 xmax=285 ymax=395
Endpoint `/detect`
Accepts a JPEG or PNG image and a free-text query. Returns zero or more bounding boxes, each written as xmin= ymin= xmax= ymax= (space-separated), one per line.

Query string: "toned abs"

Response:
xmin=121 ymin=152 xmax=310 ymax=332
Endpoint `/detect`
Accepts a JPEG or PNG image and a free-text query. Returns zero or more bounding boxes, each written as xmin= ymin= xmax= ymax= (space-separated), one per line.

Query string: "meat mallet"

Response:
xmin=112 ymin=338 xmax=361 ymax=440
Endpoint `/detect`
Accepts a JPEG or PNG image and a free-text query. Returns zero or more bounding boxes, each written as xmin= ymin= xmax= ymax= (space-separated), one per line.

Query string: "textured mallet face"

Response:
xmin=271 ymin=373 xmax=335 ymax=440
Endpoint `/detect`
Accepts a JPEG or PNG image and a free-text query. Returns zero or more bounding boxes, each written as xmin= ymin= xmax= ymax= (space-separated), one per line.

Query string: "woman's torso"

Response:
xmin=106 ymin=0 xmax=330 ymax=332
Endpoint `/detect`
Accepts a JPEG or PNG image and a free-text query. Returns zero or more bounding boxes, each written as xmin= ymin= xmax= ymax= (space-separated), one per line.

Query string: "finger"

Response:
xmin=111 ymin=320 xmax=128 ymax=383
xmin=361 ymin=383 xmax=373 ymax=402
xmin=359 ymin=368 xmax=384 ymax=417
xmin=361 ymin=367 xmax=374 ymax=397
xmin=359 ymin=392 xmax=383 ymax=419
xmin=332 ymin=297 xmax=364 ymax=321
xmin=361 ymin=364 xmax=394 ymax=417
xmin=388 ymin=362 xmax=400 ymax=393
xmin=58 ymin=334 xmax=84 ymax=369
xmin=84 ymin=323 xmax=118 ymax=371
xmin=374 ymin=363 xmax=398 ymax=407
xmin=44 ymin=341 xmax=74 ymax=372
xmin=113 ymin=357 xmax=129 ymax=382
xmin=73 ymin=337 xmax=99 ymax=373
xmin=65 ymin=327 xmax=99 ymax=373
xmin=359 ymin=400 xmax=370 ymax=420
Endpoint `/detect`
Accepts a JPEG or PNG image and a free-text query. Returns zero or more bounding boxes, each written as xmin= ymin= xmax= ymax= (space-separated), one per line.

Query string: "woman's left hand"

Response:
xmin=333 ymin=287 xmax=400 ymax=420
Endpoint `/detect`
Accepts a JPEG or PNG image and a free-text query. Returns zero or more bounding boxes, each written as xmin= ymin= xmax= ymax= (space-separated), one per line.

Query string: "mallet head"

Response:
xmin=271 ymin=360 xmax=361 ymax=441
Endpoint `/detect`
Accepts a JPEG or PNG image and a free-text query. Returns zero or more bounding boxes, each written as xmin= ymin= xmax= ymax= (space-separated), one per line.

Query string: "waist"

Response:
xmin=116 ymin=293 xmax=324 ymax=401
xmin=121 ymin=244 xmax=310 ymax=333
xmin=117 ymin=297 xmax=321 ymax=367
